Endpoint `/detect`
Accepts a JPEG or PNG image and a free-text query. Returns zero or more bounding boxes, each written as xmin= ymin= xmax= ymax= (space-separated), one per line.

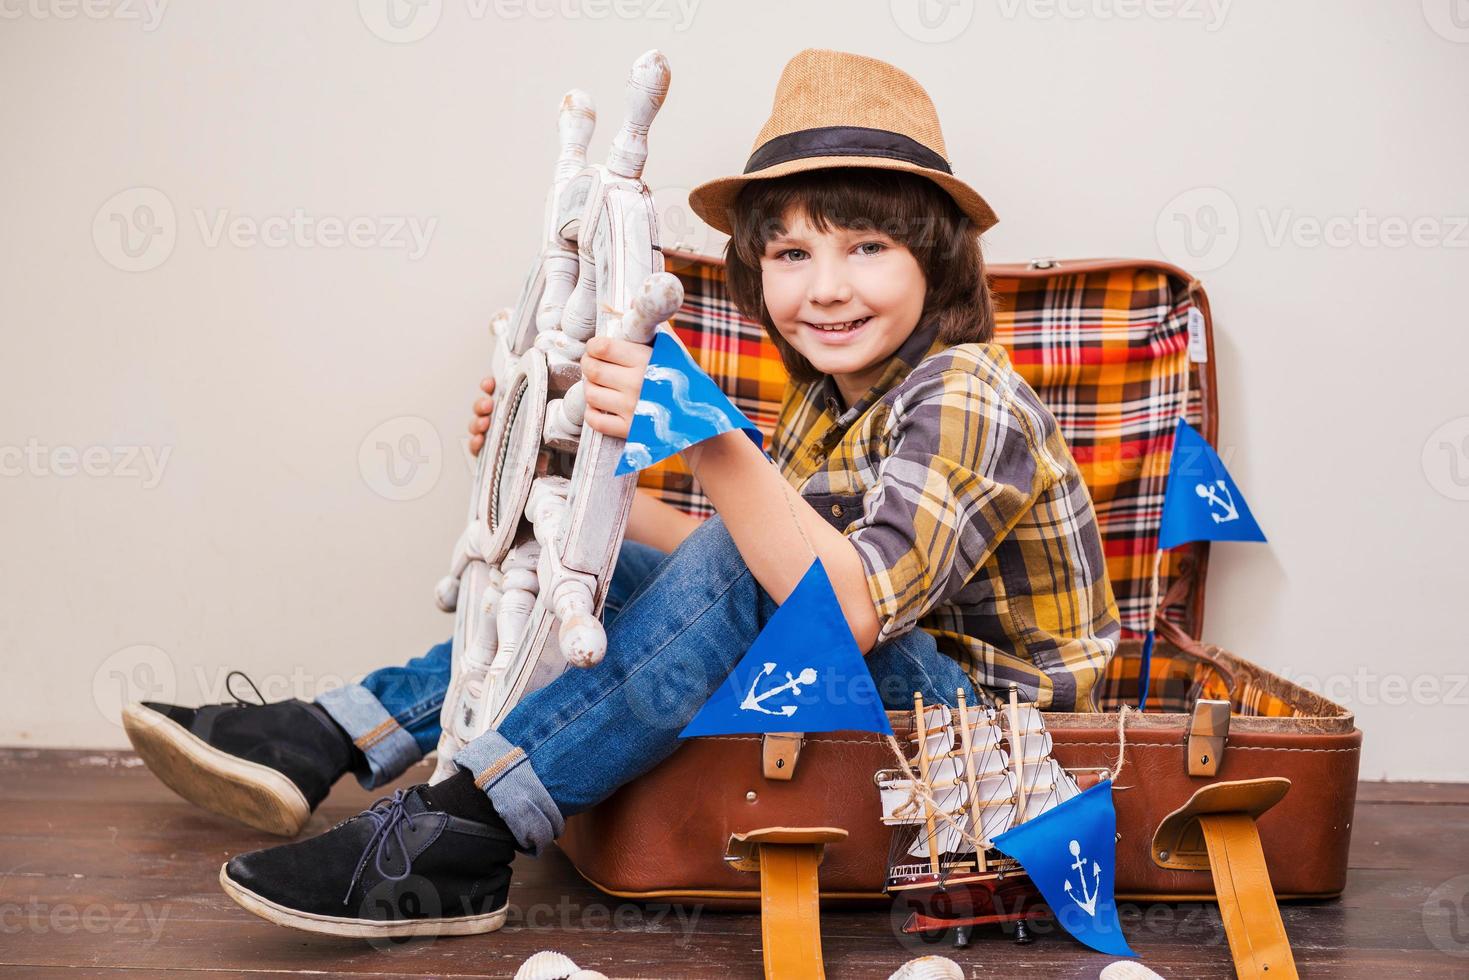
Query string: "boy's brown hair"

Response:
xmin=722 ymin=167 xmax=996 ymax=384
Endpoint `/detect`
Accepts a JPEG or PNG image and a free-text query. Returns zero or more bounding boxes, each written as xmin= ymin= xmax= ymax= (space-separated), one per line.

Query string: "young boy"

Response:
xmin=123 ymin=48 xmax=1120 ymax=938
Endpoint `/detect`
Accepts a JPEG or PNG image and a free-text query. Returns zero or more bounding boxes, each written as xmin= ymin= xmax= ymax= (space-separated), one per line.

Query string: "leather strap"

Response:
xmin=756 ymin=843 xmax=826 ymax=979
xmin=1198 ymin=813 xmax=1299 ymax=979
xmin=725 ymin=827 xmax=846 ymax=979
xmin=1152 ymin=779 xmax=1297 ymax=978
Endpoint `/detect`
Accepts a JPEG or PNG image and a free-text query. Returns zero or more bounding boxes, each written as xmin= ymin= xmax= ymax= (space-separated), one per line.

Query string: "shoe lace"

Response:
xmin=224 ymin=670 xmax=266 ymax=706
xmin=343 ymin=788 xmax=419 ymax=905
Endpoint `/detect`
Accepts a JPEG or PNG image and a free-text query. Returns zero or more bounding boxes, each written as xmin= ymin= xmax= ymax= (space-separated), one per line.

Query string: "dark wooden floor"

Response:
xmin=1 ymin=750 xmax=1466 ymax=979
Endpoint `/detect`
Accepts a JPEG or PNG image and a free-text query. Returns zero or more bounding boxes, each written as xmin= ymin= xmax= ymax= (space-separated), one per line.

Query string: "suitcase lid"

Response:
xmin=641 ymin=249 xmax=1218 ymax=642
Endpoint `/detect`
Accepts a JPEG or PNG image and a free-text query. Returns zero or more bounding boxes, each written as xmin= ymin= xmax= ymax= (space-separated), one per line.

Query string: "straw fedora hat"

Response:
xmin=687 ymin=48 xmax=998 ymax=237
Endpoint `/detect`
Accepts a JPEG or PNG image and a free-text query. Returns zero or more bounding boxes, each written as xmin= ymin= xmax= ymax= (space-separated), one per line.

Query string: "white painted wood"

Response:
xmin=432 ymin=51 xmax=675 ymax=779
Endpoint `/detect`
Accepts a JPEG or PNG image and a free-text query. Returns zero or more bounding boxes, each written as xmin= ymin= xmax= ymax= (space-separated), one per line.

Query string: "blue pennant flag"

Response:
xmin=615 ymin=330 xmax=765 ymax=476
xmin=679 ymin=558 xmax=893 ymax=738
xmin=1157 ymin=418 xmax=1266 ymax=551
xmin=993 ymin=780 xmax=1137 ymax=958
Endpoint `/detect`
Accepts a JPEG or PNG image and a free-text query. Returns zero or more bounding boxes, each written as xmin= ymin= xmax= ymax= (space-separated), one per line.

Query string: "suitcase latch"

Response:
xmin=762 ymin=732 xmax=803 ymax=781
xmin=1187 ymin=698 xmax=1231 ymax=777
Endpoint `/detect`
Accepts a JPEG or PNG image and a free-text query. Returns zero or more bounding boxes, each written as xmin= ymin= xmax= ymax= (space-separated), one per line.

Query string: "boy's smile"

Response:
xmin=759 ymin=209 xmax=927 ymax=408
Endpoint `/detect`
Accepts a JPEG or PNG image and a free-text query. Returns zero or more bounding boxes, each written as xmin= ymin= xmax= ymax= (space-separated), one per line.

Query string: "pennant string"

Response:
xmin=682 ymin=435 xmax=819 ymax=570
xmin=1108 ymin=704 xmax=1132 ymax=784
xmin=778 ymin=473 xmax=819 ymax=565
xmin=1143 ymin=321 xmax=1198 ymax=660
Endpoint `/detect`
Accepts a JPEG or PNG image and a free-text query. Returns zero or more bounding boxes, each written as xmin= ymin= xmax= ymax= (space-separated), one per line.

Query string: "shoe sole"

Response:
xmin=218 ymin=864 xmax=510 ymax=937
xmin=122 ymin=702 xmax=312 ymax=837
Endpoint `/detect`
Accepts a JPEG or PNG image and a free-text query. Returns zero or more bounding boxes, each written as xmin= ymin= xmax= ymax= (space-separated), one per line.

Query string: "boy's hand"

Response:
xmin=467 ymin=375 xmax=495 ymax=457
xmin=580 ymin=335 xmax=652 ymax=440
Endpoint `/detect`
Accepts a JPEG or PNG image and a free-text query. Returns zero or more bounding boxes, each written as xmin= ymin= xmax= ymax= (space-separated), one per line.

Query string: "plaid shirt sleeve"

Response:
xmin=845 ymin=362 xmax=1062 ymax=646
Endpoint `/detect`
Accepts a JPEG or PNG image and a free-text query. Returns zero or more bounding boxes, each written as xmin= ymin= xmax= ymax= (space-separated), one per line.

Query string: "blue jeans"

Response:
xmin=318 ymin=514 xmax=979 ymax=857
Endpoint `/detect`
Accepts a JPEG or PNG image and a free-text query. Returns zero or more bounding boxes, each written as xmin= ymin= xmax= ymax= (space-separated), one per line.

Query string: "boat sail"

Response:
xmin=874 ymin=684 xmax=1083 ymax=937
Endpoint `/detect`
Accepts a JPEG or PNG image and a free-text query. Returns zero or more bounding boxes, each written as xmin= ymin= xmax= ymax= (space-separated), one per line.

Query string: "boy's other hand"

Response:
xmin=580 ymin=335 xmax=652 ymax=441
xmin=467 ymin=375 xmax=495 ymax=457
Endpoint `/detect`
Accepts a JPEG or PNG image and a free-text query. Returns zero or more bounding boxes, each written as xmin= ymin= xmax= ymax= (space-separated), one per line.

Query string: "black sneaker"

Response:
xmin=219 ymin=783 xmax=515 ymax=938
xmin=122 ymin=671 xmax=354 ymax=836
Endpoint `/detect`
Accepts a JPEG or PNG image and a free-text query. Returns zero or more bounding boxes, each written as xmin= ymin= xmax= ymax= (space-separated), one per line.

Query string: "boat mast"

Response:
xmin=953 ymin=688 xmax=988 ymax=873
xmin=1007 ymin=683 xmax=1027 ymax=824
xmin=911 ymin=692 xmax=942 ymax=876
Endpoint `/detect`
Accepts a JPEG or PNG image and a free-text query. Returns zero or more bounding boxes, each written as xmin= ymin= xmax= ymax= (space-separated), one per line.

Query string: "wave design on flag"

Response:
xmin=645 ymin=365 xmax=735 ymax=436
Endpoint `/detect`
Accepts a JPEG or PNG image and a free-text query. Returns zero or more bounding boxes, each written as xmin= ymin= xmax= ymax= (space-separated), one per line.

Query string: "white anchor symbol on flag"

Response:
xmin=740 ymin=662 xmax=819 ymax=717
xmin=1063 ymin=838 xmax=1101 ymax=917
xmin=1194 ymin=479 xmax=1239 ymax=525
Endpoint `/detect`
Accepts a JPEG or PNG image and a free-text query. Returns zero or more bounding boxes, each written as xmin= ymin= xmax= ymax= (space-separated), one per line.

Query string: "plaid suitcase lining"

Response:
xmin=634 ymin=257 xmax=1274 ymax=713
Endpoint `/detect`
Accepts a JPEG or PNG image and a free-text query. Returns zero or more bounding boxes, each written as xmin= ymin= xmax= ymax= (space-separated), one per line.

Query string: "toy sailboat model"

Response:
xmin=875 ymin=684 xmax=1083 ymax=942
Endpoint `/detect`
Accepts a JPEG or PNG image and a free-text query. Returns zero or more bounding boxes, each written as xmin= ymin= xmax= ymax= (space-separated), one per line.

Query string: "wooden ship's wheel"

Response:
xmin=430 ymin=50 xmax=681 ymax=781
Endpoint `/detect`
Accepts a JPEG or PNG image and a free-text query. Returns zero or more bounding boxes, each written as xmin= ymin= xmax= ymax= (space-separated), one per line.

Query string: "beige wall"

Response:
xmin=2 ymin=1 xmax=1465 ymax=781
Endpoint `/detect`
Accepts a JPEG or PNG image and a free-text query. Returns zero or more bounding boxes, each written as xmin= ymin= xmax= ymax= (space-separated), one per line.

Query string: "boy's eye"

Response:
xmin=772 ymin=243 xmax=886 ymax=261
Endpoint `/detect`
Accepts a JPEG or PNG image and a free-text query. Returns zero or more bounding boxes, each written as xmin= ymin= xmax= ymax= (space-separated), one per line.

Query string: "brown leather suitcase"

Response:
xmin=559 ymin=637 xmax=1358 ymax=907
xmin=558 ymin=251 xmax=1361 ymax=908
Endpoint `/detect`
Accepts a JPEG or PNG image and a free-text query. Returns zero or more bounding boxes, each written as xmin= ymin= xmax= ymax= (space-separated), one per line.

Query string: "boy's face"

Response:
xmin=759 ymin=207 xmax=927 ymax=407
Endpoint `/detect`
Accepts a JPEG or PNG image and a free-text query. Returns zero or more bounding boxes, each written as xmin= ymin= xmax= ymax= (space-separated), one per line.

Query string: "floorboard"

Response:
xmin=1 ymin=750 xmax=1464 ymax=979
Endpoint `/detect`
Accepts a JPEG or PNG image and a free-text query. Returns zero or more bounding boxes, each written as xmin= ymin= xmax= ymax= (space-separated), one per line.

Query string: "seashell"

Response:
xmin=567 ymin=972 xmax=610 ymax=980
xmin=887 ymin=954 xmax=965 ymax=980
xmin=1099 ymin=963 xmax=1166 ymax=980
xmin=513 ymin=950 xmax=580 ymax=980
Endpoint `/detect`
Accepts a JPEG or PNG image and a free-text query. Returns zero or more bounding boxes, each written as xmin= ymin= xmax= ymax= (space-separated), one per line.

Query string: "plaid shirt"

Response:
xmin=773 ymin=315 xmax=1122 ymax=711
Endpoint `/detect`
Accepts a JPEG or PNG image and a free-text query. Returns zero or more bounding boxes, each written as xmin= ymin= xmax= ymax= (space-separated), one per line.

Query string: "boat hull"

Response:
xmin=888 ymin=867 xmax=1050 ymax=935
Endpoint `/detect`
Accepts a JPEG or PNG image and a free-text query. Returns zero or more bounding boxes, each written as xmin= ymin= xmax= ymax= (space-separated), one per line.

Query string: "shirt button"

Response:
xmin=830 ymin=503 xmax=844 ymax=518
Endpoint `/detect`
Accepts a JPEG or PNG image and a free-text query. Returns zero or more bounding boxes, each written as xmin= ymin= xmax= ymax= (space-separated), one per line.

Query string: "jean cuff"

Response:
xmin=453 ymin=729 xmax=564 ymax=858
xmin=316 ymin=683 xmax=423 ymax=791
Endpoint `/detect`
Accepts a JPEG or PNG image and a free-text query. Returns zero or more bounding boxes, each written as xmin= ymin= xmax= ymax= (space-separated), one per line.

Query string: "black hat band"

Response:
xmin=744 ymin=125 xmax=952 ymax=176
